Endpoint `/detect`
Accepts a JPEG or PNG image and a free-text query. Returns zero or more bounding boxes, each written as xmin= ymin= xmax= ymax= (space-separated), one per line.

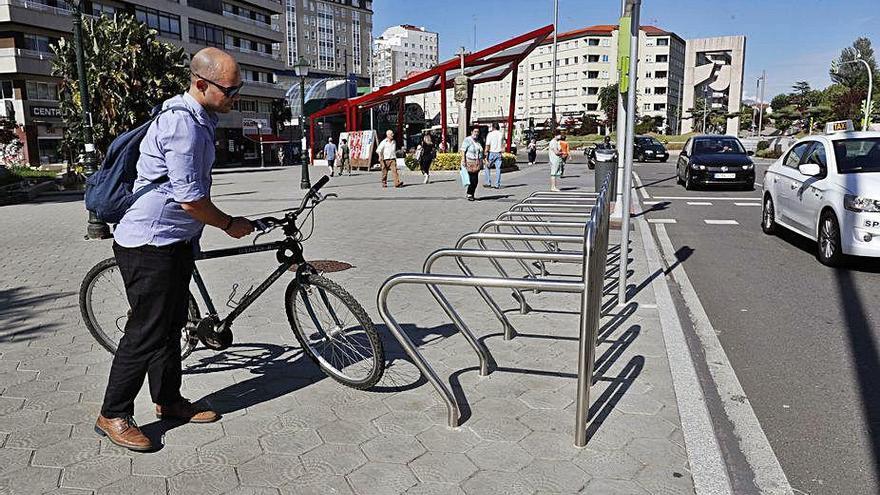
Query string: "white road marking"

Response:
xmin=634 ymin=217 xmax=734 ymax=495
xmin=651 ymin=223 xmax=793 ymax=495
xmin=704 ymin=219 xmax=740 ymax=225
xmin=632 ymin=171 xmax=650 ymax=199
xmin=644 ymin=200 xmax=661 ymax=205
xmin=653 ymin=196 xmax=761 ymax=201
xmin=735 ymin=202 xmax=762 ymax=207
xmin=687 ymin=201 xmax=713 ymax=206
xmin=648 ymin=218 xmax=677 ymax=224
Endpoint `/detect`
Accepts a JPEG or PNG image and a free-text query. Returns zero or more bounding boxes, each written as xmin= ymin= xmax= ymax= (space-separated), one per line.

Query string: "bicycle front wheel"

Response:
xmin=285 ymin=274 xmax=384 ymax=389
xmin=79 ymin=257 xmax=200 ymax=360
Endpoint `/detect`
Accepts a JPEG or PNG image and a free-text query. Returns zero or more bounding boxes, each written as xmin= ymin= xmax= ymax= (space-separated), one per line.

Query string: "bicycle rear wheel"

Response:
xmin=285 ymin=274 xmax=384 ymax=389
xmin=79 ymin=257 xmax=200 ymax=359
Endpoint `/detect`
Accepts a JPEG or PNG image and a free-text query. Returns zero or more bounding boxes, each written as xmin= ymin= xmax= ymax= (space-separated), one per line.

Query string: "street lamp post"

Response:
xmin=838 ymin=55 xmax=874 ymax=131
xmin=294 ymin=57 xmax=311 ymax=189
xmin=69 ymin=0 xmax=110 ymax=239
xmin=256 ymin=121 xmax=264 ymax=168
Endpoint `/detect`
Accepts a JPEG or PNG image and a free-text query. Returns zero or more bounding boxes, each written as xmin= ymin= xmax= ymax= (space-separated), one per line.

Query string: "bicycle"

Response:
xmin=78 ymin=176 xmax=385 ymax=390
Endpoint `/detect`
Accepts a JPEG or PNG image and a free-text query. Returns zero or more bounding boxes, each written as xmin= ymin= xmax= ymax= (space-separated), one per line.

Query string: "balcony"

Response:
xmin=224 ymin=44 xmax=280 ymax=61
xmin=222 ymin=11 xmax=279 ymax=32
xmin=0 ymin=47 xmax=55 ymax=75
xmin=0 ymin=0 xmax=73 ymax=32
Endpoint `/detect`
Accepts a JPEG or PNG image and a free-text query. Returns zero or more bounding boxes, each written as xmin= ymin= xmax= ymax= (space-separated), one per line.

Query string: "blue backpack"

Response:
xmin=84 ymin=105 xmax=195 ymax=224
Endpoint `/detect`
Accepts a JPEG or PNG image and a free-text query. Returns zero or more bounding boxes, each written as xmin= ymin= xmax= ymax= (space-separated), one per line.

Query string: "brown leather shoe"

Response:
xmin=155 ymin=399 xmax=219 ymax=423
xmin=95 ymin=415 xmax=152 ymax=452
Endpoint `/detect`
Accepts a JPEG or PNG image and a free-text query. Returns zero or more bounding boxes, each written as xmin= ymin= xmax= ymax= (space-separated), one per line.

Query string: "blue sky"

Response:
xmin=372 ymin=0 xmax=879 ymax=99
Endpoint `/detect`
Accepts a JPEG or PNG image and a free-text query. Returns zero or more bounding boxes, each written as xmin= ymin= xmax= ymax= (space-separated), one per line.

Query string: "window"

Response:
xmin=26 ymin=81 xmax=58 ymax=101
xmin=657 ymin=38 xmax=669 ymax=46
xmin=258 ymin=101 xmax=271 ymax=113
xmin=587 ymin=38 xmax=599 ymax=46
xmin=805 ymin=143 xmax=827 ymax=169
xmin=0 ymin=80 xmax=13 ymax=99
xmin=833 ymin=138 xmax=880 ymax=173
xmin=586 ymin=87 xmax=598 ymax=95
xmin=600 ymin=71 xmax=609 ymax=79
xmin=23 ymin=34 xmax=53 ymax=53
xmin=655 ymin=70 xmax=667 ymax=79
xmin=600 ymin=38 xmax=610 ymax=47
xmin=91 ymin=2 xmax=116 ymax=16
xmin=188 ymin=20 xmax=223 ymax=47
xmin=601 ymin=54 xmax=609 ymax=62
xmin=653 ymin=103 xmax=666 ymax=111
xmin=656 ymin=54 xmax=668 ymax=63
xmin=643 ymin=103 xmax=651 ymax=112
xmin=587 ymin=103 xmax=598 ymax=111
xmin=238 ymin=99 xmax=257 ymax=112
xmin=586 ymin=54 xmax=599 ymax=63
xmin=586 ymin=71 xmax=598 ymax=79
xmin=655 ymin=87 xmax=667 ymax=95
xmin=644 ymin=87 xmax=652 ymax=94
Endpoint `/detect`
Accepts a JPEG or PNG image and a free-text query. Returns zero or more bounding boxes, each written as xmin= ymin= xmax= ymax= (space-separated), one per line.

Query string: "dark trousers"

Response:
xmin=101 ymin=241 xmax=194 ymax=418
xmin=466 ymin=170 xmax=479 ymax=196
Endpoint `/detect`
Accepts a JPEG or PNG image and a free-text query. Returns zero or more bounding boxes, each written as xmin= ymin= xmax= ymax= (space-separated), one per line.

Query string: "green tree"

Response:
xmin=739 ymin=104 xmax=754 ymax=131
xmin=271 ymin=99 xmax=292 ymax=136
xmin=831 ymin=37 xmax=877 ymax=88
xmin=598 ymin=83 xmax=619 ymax=131
xmin=51 ymin=14 xmax=189 ymax=160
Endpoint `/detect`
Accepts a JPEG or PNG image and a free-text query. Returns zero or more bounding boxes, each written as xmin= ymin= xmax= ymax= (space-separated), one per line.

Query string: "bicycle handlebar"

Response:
xmin=250 ymin=175 xmax=332 ymax=233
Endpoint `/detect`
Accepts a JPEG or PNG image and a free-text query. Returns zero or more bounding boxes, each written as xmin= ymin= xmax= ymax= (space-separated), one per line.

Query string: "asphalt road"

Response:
xmin=633 ymin=157 xmax=880 ymax=494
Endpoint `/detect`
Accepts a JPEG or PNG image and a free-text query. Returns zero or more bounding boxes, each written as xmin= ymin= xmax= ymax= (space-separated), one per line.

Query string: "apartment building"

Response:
xmin=416 ymin=24 xmax=691 ymax=135
xmin=280 ymin=0 xmax=372 ymax=84
xmin=0 ymin=0 xmax=286 ymax=167
xmin=373 ymin=24 xmax=438 ymax=88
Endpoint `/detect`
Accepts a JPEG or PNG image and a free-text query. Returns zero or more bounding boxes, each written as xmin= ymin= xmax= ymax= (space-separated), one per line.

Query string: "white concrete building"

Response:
xmin=680 ymin=36 xmax=746 ymax=135
xmin=373 ymin=25 xmax=438 ymax=88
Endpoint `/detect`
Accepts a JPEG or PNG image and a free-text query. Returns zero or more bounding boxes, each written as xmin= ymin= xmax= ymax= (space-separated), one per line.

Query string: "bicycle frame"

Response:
xmin=190 ymin=237 xmax=304 ymax=328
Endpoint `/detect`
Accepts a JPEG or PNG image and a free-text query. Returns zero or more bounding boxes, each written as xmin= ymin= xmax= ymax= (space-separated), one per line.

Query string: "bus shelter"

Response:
xmin=308 ymin=24 xmax=554 ymax=162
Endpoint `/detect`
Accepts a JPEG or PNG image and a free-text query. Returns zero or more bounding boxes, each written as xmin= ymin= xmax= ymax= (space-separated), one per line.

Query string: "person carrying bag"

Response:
xmin=460 ymin=127 xmax=484 ymax=201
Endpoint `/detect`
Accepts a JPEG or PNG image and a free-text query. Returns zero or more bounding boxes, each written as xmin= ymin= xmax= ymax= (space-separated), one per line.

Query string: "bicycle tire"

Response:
xmin=285 ymin=274 xmax=384 ymax=389
xmin=79 ymin=257 xmax=200 ymax=359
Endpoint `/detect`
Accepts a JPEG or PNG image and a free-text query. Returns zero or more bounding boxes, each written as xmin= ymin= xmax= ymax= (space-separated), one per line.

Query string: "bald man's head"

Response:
xmin=189 ymin=48 xmax=241 ymax=113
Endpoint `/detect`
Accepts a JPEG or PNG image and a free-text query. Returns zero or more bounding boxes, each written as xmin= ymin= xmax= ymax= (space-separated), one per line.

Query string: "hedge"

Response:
xmin=0 ymin=166 xmax=58 ymax=187
xmin=756 ymin=140 xmax=770 ymax=151
xmin=405 ymin=152 xmax=517 ymax=171
xmin=756 ymin=148 xmax=782 ymax=159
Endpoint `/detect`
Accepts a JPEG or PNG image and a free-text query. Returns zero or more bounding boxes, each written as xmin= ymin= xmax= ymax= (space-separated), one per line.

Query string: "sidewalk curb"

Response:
xmin=632 ymin=204 xmax=734 ymax=495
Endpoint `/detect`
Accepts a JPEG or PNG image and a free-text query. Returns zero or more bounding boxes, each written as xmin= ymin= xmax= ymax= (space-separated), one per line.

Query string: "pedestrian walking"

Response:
xmin=483 ymin=123 xmax=504 ymax=188
xmin=96 ymin=47 xmax=253 ymax=452
xmin=416 ymin=134 xmax=436 ymax=184
xmin=323 ymin=138 xmax=337 ymax=176
xmin=548 ymin=132 xmax=564 ymax=192
xmin=559 ymin=134 xmax=570 ymax=177
xmin=527 ymin=139 xmax=537 ymax=165
xmin=336 ymin=138 xmax=351 ymax=176
xmin=376 ymin=129 xmax=403 ymax=188
xmin=461 ymin=126 xmax=484 ymax=201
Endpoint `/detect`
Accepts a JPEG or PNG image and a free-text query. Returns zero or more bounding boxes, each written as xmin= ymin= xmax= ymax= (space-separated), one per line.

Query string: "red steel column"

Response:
xmin=506 ymin=66 xmax=518 ymax=153
xmin=440 ymin=72 xmax=447 ymax=151
xmin=396 ymin=96 xmax=404 ymax=148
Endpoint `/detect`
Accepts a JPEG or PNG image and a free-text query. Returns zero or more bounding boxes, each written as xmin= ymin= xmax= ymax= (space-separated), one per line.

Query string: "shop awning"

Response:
xmin=244 ymin=133 xmax=290 ymax=144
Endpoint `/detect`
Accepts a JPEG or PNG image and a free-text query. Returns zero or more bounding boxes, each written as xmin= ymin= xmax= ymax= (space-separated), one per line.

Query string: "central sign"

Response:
xmin=454 ymin=75 xmax=469 ymax=103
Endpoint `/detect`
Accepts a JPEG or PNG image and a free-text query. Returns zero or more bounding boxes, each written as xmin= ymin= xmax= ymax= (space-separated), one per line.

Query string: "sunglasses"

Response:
xmin=192 ymin=72 xmax=244 ymax=98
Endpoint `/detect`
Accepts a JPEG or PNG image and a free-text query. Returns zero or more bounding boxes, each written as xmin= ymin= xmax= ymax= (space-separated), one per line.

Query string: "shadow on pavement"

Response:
xmin=0 ymin=287 xmax=69 ymax=344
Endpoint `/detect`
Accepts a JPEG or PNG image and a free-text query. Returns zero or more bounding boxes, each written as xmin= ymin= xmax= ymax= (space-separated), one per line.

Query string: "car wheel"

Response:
xmin=684 ymin=172 xmax=695 ymax=190
xmin=762 ymin=195 xmax=779 ymax=235
xmin=817 ymin=211 xmax=844 ymax=267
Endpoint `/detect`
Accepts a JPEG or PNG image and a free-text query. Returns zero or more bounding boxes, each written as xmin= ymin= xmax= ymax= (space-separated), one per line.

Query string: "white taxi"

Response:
xmin=762 ymin=121 xmax=880 ymax=266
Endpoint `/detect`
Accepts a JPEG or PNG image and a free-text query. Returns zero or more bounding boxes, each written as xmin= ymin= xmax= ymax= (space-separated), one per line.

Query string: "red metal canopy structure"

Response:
xmin=309 ymin=24 xmax=554 ymax=158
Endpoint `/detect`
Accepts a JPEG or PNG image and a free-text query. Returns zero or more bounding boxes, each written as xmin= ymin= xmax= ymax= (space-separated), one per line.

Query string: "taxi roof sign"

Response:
xmin=825 ymin=120 xmax=854 ymax=134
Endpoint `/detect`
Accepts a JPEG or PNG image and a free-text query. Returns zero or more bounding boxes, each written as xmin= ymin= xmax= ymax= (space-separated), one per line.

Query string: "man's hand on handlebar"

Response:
xmin=225 ymin=217 xmax=255 ymax=238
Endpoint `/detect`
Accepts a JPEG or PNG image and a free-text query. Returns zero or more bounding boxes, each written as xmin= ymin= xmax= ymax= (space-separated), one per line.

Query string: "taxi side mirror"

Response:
xmin=798 ymin=163 xmax=822 ymax=177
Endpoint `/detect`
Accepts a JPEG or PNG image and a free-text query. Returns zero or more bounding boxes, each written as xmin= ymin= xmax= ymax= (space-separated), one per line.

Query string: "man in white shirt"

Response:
xmin=483 ymin=123 xmax=505 ymax=188
xmin=375 ymin=129 xmax=403 ymax=188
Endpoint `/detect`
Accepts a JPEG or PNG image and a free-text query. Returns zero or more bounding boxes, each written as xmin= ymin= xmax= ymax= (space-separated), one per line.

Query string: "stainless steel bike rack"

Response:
xmin=376 ymin=176 xmax=613 ymax=447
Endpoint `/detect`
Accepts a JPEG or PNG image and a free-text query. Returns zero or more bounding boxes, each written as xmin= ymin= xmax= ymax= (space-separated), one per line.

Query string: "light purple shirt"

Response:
xmin=114 ymin=93 xmax=219 ymax=248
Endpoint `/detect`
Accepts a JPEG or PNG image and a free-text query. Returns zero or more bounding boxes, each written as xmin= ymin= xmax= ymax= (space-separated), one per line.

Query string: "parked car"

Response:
xmin=676 ymin=135 xmax=755 ymax=190
xmin=634 ymin=135 xmax=669 ymax=162
xmin=761 ymin=121 xmax=880 ymax=266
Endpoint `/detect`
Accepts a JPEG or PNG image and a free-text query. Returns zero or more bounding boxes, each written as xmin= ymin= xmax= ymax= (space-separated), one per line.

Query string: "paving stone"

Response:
xmin=198 ymin=435 xmax=262 ymax=465
xmin=168 ymin=462 xmax=239 ymax=495
xmin=0 ymin=396 xmax=24 ymax=416
xmin=0 ymin=447 xmax=32 ymax=475
xmin=276 ymin=403 xmax=338 ymax=431
xmin=383 ymin=390 xmax=441 ymax=413
xmin=409 ymin=451 xmax=478 ymax=484
xmin=32 ymin=437 xmax=101 ymax=468
xmin=517 ymin=389 xmax=574 ymax=411
xmin=0 ymin=370 xmax=38 ymax=390
xmin=260 ymin=428 xmax=323 ymax=456
xmin=460 ymin=470 xmax=535 ymax=495
xmin=23 ymin=390 xmax=81 ymax=411
xmin=331 ymin=399 xmax=390 ymax=423
xmin=225 ymin=487 xmax=282 ymax=495
xmin=301 ymin=443 xmax=367 ymax=476
xmin=625 ymin=437 xmax=688 ymax=469
xmin=518 ymin=431 xmax=578 ymax=460
xmin=41 ymin=488 xmax=93 ymax=495
xmin=0 ymin=465 xmax=62 ymax=495
xmin=57 ymin=375 xmax=106 ymax=394
xmin=520 ymin=459 xmax=590 ymax=493
xmin=361 ymin=433 xmax=426 ymax=464
xmin=0 ymin=409 xmax=45 ymax=433
xmin=280 ymin=472 xmax=353 ymax=495
xmin=62 ymin=455 xmax=131 ymax=490
xmin=468 ymin=397 xmax=529 ymax=422
xmin=634 ymin=465 xmax=693 ymax=494
xmin=581 ymin=477 xmax=650 ymax=494
xmin=416 ymin=425 xmax=481 ymax=453
xmin=95 ymin=474 xmax=167 ymax=495
xmin=5 ymin=423 xmax=71 ymax=449
xmin=238 ymin=453 xmax=305 ymax=487
xmin=347 ymin=462 xmax=417 ymax=495
xmin=317 ymin=419 xmax=379 ymax=445
xmin=132 ymin=445 xmax=200 ymax=477
xmin=162 ymin=421 xmax=226 ymax=447
xmin=616 ymin=393 xmax=664 ymax=416
xmin=573 ymin=447 xmax=645 ymax=480
xmin=468 ymin=416 xmax=531 ymax=442
xmin=373 ymin=411 xmax=433 ymax=436
xmin=516 ymin=408 xmax=576 ymax=436
xmin=405 ymin=482 xmax=466 ymax=495
xmin=612 ymin=413 xmax=678 ymax=440
xmin=3 ymin=379 xmax=60 ymax=398
xmin=466 ymin=441 xmax=534 ymax=472
xmin=46 ymin=403 xmax=101 ymax=425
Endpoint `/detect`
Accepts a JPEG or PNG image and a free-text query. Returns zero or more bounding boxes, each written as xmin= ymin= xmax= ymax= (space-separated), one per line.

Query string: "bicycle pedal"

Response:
xmin=196 ymin=317 xmax=233 ymax=351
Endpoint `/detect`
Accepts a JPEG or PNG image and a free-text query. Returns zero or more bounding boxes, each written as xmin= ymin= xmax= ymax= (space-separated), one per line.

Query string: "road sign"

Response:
xmin=454 ymin=75 xmax=469 ymax=103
